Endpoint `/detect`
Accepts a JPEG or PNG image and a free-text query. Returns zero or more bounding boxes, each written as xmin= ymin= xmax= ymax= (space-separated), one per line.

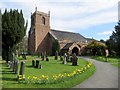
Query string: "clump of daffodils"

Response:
xmin=18 ymin=60 xmax=93 ymax=84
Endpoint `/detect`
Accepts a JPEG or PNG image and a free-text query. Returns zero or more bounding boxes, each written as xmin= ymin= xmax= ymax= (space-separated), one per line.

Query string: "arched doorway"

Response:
xmin=72 ymin=47 xmax=79 ymax=55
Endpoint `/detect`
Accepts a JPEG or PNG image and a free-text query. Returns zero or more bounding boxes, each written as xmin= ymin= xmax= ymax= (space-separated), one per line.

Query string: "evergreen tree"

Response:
xmin=52 ymin=40 xmax=60 ymax=55
xmin=2 ymin=9 xmax=27 ymax=62
xmin=106 ymin=21 xmax=120 ymax=56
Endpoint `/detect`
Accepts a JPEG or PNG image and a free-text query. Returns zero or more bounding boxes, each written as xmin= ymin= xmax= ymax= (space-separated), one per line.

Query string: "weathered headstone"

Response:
xmin=55 ymin=51 xmax=58 ymax=60
xmin=39 ymin=64 xmax=42 ymax=69
xmin=14 ymin=60 xmax=19 ymax=74
xmin=19 ymin=61 xmax=25 ymax=75
xmin=70 ymin=56 xmax=73 ymax=62
xmin=72 ymin=53 xmax=78 ymax=66
xmin=12 ymin=60 xmax=16 ymax=72
xmin=41 ymin=52 xmax=45 ymax=61
xmin=32 ymin=60 xmax=35 ymax=67
xmin=60 ymin=56 xmax=63 ymax=61
xmin=46 ymin=56 xmax=49 ymax=61
xmin=63 ymin=53 xmax=67 ymax=64
xmin=66 ymin=52 xmax=70 ymax=62
xmin=35 ymin=60 xmax=39 ymax=68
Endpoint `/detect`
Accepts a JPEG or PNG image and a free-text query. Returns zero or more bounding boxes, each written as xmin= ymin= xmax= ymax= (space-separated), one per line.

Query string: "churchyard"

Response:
xmin=1 ymin=54 xmax=95 ymax=88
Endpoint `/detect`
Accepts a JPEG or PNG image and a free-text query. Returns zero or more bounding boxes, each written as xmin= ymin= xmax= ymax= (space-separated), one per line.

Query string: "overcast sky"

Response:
xmin=1 ymin=0 xmax=119 ymax=40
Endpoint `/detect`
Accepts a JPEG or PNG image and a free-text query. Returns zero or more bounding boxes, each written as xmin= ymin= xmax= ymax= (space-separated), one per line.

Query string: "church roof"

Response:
xmin=61 ymin=42 xmax=74 ymax=50
xmin=50 ymin=29 xmax=87 ymax=42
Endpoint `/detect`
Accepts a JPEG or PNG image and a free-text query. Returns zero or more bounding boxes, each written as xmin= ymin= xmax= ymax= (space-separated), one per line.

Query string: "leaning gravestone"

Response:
xmin=14 ymin=60 xmax=19 ymax=74
xmin=32 ymin=60 xmax=35 ymax=67
xmin=35 ymin=60 xmax=39 ymax=68
xmin=63 ymin=53 xmax=67 ymax=64
xmin=55 ymin=51 xmax=58 ymax=60
xmin=19 ymin=61 xmax=25 ymax=75
xmin=72 ymin=53 xmax=78 ymax=66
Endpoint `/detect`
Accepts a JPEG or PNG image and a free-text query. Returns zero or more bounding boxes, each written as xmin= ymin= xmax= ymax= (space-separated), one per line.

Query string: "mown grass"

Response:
xmin=92 ymin=56 xmax=120 ymax=68
xmin=2 ymin=56 xmax=96 ymax=88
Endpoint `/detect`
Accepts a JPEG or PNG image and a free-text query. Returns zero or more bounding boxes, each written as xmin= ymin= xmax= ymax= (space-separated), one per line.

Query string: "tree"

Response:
xmin=83 ymin=40 xmax=107 ymax=56
xmin=52 ymin=39 xmax=60 ymax=55
xmin=106 ymin=21 xmax=120 ymax=56
xmin=2 ymin=9 xmax=27 ymax=62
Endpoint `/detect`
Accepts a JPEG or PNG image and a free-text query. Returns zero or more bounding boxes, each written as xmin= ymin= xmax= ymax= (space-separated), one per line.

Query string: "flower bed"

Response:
xmin=18 ymin=60 xmax=93 ymax=84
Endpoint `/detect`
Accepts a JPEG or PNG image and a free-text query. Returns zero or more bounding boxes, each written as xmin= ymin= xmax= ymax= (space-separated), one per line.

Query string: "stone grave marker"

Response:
xmin=32 ymin=60 xmax=35 ymax=67
xmin=35 ymin=60 xmax=39 ymax=68
xmin=63 ymin=53 xmax=67 ymax=64
xmin=55 ymin=51 xmax=58 ymax=60
xmin=39 ymin=64 xmax=42 ymax=69
xmin=60 ymin=56 xmax=63 ymax=61
xmin=46 ymin=56 xmax=49 ymax=61
xmin=19 ymin=61 xmax=25 ymax=75
xmin=66 ymin=52 xmax=70 ymax=62
xmin=72 ymin=53 xmax=78 ymax=66
xmin=15 ymin=60 xmax=19 ymax=74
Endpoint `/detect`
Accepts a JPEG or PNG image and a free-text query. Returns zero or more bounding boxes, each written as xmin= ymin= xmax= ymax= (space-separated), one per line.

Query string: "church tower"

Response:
xmin=28 ymin=7 xmax=51 ymax=55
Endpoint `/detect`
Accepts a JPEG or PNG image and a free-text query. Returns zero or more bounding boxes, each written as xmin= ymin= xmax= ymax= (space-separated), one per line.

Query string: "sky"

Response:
xmin=1 ymin=0 xmax=119 ymax=41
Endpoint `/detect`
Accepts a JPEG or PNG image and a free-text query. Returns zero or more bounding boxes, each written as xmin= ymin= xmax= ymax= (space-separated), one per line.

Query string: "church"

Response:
xmin=28 ymin=8 xmax=93 ymax=55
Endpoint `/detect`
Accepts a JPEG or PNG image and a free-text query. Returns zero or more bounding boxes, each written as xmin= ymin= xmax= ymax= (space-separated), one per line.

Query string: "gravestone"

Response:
xmin=63 ymin=53 xmax=67 ymax=64
xmin=35 ymin=60 xmax=39 ymax=68
xmin=55 ymin=51 xmax=58 ymax=60
xmin=32 ymin=60 xmax=35 ymax=67
xmin=60 ymin=56 xmax=63 ymax=61
xmin=14 ymin=60 xmax=19 ymax=74
xmin=72 ymin=53 xmax=78 ymax=66
xmin=41 ymin=52 xmax=45 ymax=61
xmin=66 ymin=52 xmax=70 ymax=62
xmin=46 ymin=56 xmax=49 ymax=61
xmin=12 ymin=60 xmax=16 ymax=72
xmin=70 ymin=56 xmax=73 ymax=62
xmin=39 ymin=64 xmax=42 ymax=69
xmin=19 ymin=61 xmax=25 ymax=75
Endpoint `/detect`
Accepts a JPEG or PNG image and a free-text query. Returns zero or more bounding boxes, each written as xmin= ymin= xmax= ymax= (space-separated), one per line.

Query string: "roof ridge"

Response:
xmin=51 ymin=29 xmax=79 ymax=35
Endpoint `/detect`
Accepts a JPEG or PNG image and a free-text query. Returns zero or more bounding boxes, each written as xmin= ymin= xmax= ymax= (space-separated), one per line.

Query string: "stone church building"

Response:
xmin=28 ymin=8 xmax=93 ymax=55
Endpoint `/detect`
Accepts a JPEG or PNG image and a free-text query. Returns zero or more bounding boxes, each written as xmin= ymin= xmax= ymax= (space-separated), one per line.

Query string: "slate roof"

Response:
xmin=61 ymin=42 xmax=74 ymax=50
xmin=50 ymin=29 xmax=87 ymax=42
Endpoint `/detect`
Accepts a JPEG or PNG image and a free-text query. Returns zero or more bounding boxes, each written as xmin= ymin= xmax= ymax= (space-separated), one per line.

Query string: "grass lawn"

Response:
xmin=2 ymin=56 xmax=96 ymax=88
xmin=92 ymin=56 xmax=120 ymax=68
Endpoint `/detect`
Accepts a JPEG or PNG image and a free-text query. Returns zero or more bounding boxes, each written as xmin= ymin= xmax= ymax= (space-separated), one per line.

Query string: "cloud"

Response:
xmin=1 ymin=0 xmax=119 ymax=36
xmin=98 ymin=31 xmax=113 ymax=35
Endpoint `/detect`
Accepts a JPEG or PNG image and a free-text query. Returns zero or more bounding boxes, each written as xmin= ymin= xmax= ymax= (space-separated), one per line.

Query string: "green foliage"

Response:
xmin=106 ymin=21 xmax=120 ymax=56
xmin=52 ymin=40 xmax=60 ymax=55
xmin=82 ymin=40 xmax=107 ymax=56
xmin=92 ymin=56 xmax=120 ymax=68
xmin=2 ymin=9 xmax=27 ymax=62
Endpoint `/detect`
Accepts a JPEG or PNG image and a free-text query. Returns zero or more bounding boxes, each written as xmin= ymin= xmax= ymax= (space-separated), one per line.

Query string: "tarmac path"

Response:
xmin=73 ymin=57 xmax=118 ymax=88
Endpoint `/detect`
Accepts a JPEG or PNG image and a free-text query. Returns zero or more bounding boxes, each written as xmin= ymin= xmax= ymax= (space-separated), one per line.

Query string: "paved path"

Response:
xmin=73 ymin=57 xmax=118 ymax=88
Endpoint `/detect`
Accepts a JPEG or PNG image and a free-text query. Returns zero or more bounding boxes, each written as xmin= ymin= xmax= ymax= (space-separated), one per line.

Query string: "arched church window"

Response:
xmin=42 ymin=17 xmax=45 ymax=25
